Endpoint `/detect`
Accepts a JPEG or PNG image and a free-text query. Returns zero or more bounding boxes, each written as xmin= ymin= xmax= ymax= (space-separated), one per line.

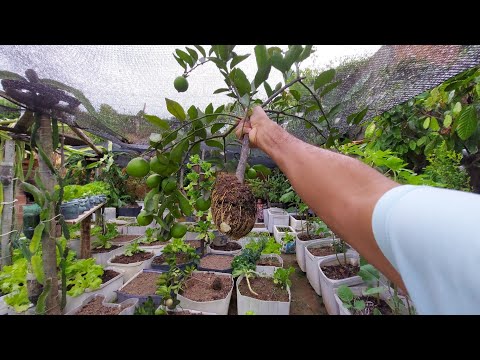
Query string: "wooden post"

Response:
xmin=0 ymin=140 xmax=15 ymax=268
xmin=38 ymin=114 xmax=60 ymax=314
xmin=80 ymin=215 xmax=92 ymax=259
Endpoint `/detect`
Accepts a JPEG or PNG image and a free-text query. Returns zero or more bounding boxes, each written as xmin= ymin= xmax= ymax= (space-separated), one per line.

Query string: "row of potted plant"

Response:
xmin=60 ymin=194 xmax=107 ymax=220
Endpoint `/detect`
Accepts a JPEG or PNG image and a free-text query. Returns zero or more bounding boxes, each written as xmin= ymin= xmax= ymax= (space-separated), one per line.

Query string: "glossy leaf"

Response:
xmin=205 ymin=140 xmax=224 ymax=150
xmin=211 ymin=123 xmax=227 ymax=134
xmin=320 ymin=80 xmax=341 ymax=97
xmin=213 ymin=88 xmax=229 ymax=94
xmin=337 ymin=285 xmax=354 ymax=303
xmin=443 ymin=114 xmax=453 ymax=127
xmin=187 ymin=105 xmax=198 ymax=120
xmin=185 ymin=47 xmax=198 ymax=63
xmin=230 ymin=68 xmax=251 ymax=97
xmin=456 ymin=105 xmax=477 ymax=140
xmin=173 ymin=54 xmax=187 ymax=70
xmin=283 ymin=45 xmax=303 ymax=70
xmin=298 ymin=45 xmax=314 ymax=62
xmin=165 ymin=98 xmax=186 ymax=121
xmin=230 ymin=54 xmax=250 ymax=69
xmin=429 ymin=116 xmax=440 ymax=131
xmin=423 ymin=117 xmax=430 ymax=129
xmin=193 ymin=45 xmax=206 ymax=58
xmin=144 ymin=115 xmax=169 ymax=130
xmin=314 ymin=69 xmax=335 ymax=90
xmin=175 ymin=49 xmax=194 ymax=67
xmin=264 ymin=82 xmax=273 ymax=97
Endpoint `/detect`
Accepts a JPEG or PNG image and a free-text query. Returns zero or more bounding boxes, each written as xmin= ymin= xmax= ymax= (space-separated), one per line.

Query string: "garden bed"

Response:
xmin=209 ymin=242 xmax=241 ymax=251
xmin=198 ymin=254 xmax=233 ymax=273
xmin=91 ymin=245 xmax=121 ymax=254
xmin=110 ymin=235 xmax=139 ymax=244
xmin=73 ymin=296 xmax=133 ymax=315
xmin=320 ymin=263 xmax=359 ymax=280
xmin=111 ymin=252 xmax=154 ymax=264
xmin=116 ymin=270 xmax=163 ymax=307
xmin=151 ymin=252 xmax=194 ymax=271
xmin=238 ymin=277 xmax=289 ymax=302
xmin=309 ymin=247 xmax=335 ymax=257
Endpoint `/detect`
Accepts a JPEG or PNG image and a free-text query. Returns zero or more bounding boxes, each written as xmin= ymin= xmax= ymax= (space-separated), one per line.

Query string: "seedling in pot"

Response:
xmin=282 ymin=232 xmax=295 ymax=244
xmin=123 ymin=241 xmax=146 ymax=257
xmin=273 ymin=267 xmax=294 ymax=289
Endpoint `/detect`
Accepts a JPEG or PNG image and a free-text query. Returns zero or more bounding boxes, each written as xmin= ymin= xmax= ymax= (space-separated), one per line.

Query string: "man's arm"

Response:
xmin=237 ymin=106 xmax=406 ymax=290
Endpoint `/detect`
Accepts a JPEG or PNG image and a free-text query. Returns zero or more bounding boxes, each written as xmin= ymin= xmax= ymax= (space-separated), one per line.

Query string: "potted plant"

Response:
xmin=66 ymin=294 xmax=138 ymax=315
xmin=107 ymin=241 xmax=155 ymax=281
xmin=318 ymin=243 xmax=362 ymax=315
xmin=206 ymin=240 xmax=243 ymax=256
xmin=305 ymin=239 xmax=338 ymax=295
xmin=267 ymin=208 xmax=290 ymax=233
xmin=151 ymin=238 xmax=199 ymax=271
xmin=138 ymin=228 xmax=168 ymax=255
xmin=242 ymin=234 xmax=283 ymax=276
xmin=277 ymin=231 xmax=296 ymax=254
xmin=235 ymin=266 xmax=293 ymax=315
xmin=116 ymin=269 xmax=164 ymax=307
xmin=91 ymin=225 xmax=127 ymax=265
xmin=273 ymin=225 xmax=295 ymax=243
xmin=296 ymin=219 xmax=331 ymax=272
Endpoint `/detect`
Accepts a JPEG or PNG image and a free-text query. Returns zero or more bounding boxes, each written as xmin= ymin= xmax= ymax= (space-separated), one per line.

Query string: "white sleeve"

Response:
xmin=372 ymin=185 xmax=480 ymax=314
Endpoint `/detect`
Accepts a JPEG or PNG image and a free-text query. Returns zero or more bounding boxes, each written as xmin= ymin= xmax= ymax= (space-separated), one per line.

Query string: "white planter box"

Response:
xmin=65 ymin=294 xmax=138 ymax=315
xmin=123 ymin=226 xmax=148 ymax=236
xmin=289 ymin=214 xmax=306 ymax=232
xmin=273 ymin=225 xmax=295 ymax=243
xmin=334 ymin=285 xmax=410 ymax=315
xmin=107 ymin=251 xmax=155 ymax=282
xmin=263 ymin=208 xmax=270 ymax=227
xmin=305 ymin=240 xmax=337 ymax=295
xmin=318 ymin=253 xmax=363 ymax=315
xmin=296 ymin=233 xmax=331 ymax=273
xmin=206 ymin=242 xmax=243 ymax=256
xmin=267 ymin=209 xmax=289 ymax=233
xmin=255 ymin=254 xmax=283 ymax=276
xmin=104 ymin=207 xmax=117 ymax=222
xmin=63 ymin=267 xmax=125 ymax=314
xmin=0 ymin=294 xmax=7 ymax=315
xmin=92 ymin=244 xmax=126 ymax=266
xmin=236 ymin=274 xmax=291 ymax=315
xmin=177 ymin=271 xmax=233 ymax=315
xmin=139 ymin=243 xmax=165 ymax=255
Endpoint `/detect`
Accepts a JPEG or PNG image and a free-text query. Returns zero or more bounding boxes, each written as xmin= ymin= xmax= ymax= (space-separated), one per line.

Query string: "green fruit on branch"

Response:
xmin=150 ymin=156 xmax=166 ymax=175
xmin=170 ymin=223 xmax=187 ymax=238
xmin=165 ymin=298 xmax=174 ymax=307
xmin=174 ymin=76 xmax=189 ymax=92
xmin=137 ymin=211 xmax=153 ymax=226
xmin=176 ymin=191 xmax=193 ymax=216
xmin=161 ymin=177 xmax=177 ymax=194
xmin=146 ymin=174 xmax=163 ymax=189
xmin=246 ymin=168 xmax=257 ymax=179
xmin=126 ymin=157 xmax=150 ymax=178
xmin=195 ymin=197 xmax=211 ymax=211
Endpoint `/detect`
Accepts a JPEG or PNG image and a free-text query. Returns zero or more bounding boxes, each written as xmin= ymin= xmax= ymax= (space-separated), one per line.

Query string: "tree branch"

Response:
xmin=265 ymin=109 xmax=327 ymax=141
xmin=262 ymin=77 xmax=306 ymax=108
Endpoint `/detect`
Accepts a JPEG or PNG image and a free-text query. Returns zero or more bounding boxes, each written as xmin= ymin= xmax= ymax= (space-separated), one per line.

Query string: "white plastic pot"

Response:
xmin=138 ymin=244 xmax=164 ymax=255
xmin=296 ymin=233 xmax=331 ymax=273
xmin=206 ymin=242 xmax=243 ymax=256
xmin=305 ymin=239 xmax=336 ymax=295
xmin=236 ymin=274 xmax=291 ymax=315
xmin=267 ymin=209 xmax=289 ymax=233
xmin=263 ymin=208 xmax=270 ymax=227
xmin=107 ymin=250 xmax=155 ymax=281
xmin=177 ymin=271 xmax=233 ymax=315
xmin=158 ymin=306 xmax=217 ymax=315
xmin=92 ymin=244 xmax=126 ymax=266
xmin=334 ymin=285 xmax=410 ymax=315
xmin=289 ymin=214 xmax=306 ymax=232
xmin=104 ymin=207 xmax=117 ymax=222
xmin=63 ymin=267 xmax=125 ymax=314
xmin=65 ymin=294 xmax=138 ymax=315
xmin=255 ymin=254 xmax=283 ymax=276
xmin=0 ymin=294 xmax=7 ymax=315
xmin=318 ymin=253 xmax=363 ymax=315
xmin=273 ymin=225 xmax=295 ymax=244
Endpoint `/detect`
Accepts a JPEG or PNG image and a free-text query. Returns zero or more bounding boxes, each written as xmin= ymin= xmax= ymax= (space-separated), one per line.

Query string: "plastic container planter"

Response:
xmin=255 ymin=254 xmax=283 ymax=276
xmin=138 ymin=243 xmax=166 ymax=256
xmin=65 ymin=294 xmax=138 ymax=315
xmin=267 ymin=209 xmax=289 ymax=233
xmin=289 ymin=213 xmax=307 ymax=232
xmin=305 ymin=240 xmax=336 ymax=295
xmin=160 ymin=307 xmax=217 ymax=315
xmin=197 ymin=254 xmax=234 ymax=274
xmin=177 ymin=271 xmax=233 ymax=315
xmin=61 ymin=200 xmax=80 ymax=220
xmin=273 ymin=225 xmax=295 ymax=243
xmin=206 ymin=241 xmax=244 ymax=256
xmin=63 ymin=267 xmax=125 ymax=314
xmin=150 ymin=253 xmax=195 ymax=272
xmin=295 ymin=233 xmax=330 ymax=273
xmin=92 ymin=244 xmax=126 ymax=266
xmin=117 ymin=206 xmax=142 ymax=217
xmin=107 ymin=250 xmax=155 ymax=281
xmin=104 ymin=207 xmax=117 ymax=222
xmin=236 ymin=274 xmax=291 ymax=315
xmin=318 ymin=253 xmax=363 ymax=315
xmin=116 ymin=269 xmax=164 ymax=308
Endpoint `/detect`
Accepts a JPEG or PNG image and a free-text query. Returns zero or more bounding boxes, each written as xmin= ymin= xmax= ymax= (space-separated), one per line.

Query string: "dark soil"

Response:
xmin=308 ymin=246 xmax=335 ymax=257
xmin=256 ymin=257 xmax=282 ymax=267
xmin=111 ymin=252 xmax=153 ymax=264
xmin=210 ymin=242 xmax=241 ymax=251
xmin=111 ymin=235 xmax=139 ymax=243
xmin=101 ymin=269 xmax=120 ymax=284
xmin=119 ymin=272 xmax=160 ymax=296
xmin=168 ymin=310 xmax=203 ymax=315
xmin=200 ymin=255 xmax=233 ymax=270
xmin=276 ymin=227 xmax=291 ymax=232
xmin=75 ymin=297 xmax=127 ymax=315
xmin=298 ymin=232 xmax=328 ymax=241
xmin=211 ymin=172 xmax=256 ymax=239
xmin=91 ymin=245 xmax=120 ymax=254
xmin=292 ymin=215 xmax=306 ymax=220
xmin=238 ymin=277 xmax=289 ymax=302
xmin=140 ymin=240 xmax=167 ymax=247
xmin=321 ymin=263 xmax=359 ymax=280
xmin=180 ymin=272 xmax=232 ymax=302
xmin=152 ymin=252 xmax=192 ymax=266
xmin=185 ymin=240 xmax=202 ymax=249
xmin=355 ymin=296 xmax=393 ymax=315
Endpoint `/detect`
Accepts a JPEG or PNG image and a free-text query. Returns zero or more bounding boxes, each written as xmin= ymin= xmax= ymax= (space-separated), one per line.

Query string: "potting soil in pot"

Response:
xmin=91 ymin=245 xmax=121 ymax=254
xmin=185 ymin=240 xmax=202 ymax=249
xmin=199 ymin=255 xmax=233 ymax=270
xmin=256 ymin=258 xmax=282 ymax=267
xmin=321 ymin=264 xmax=359 ymax=280
xmin=180 ymin=273 xmax=232 ymax=301
xmin=110 ymin=235 xmax=139 ymax=244
xmin=152 ymin=252 xmax=192 ymax=266
xmin=353 ymin=296 xmax=393 ymax=315
xmin=111 ymin=252 xmax=153 ymax=264
xmin=276 ymin=227 xmax=291 ymax=232
xmin=210 ymin=242 xmax=241 ymax=251
xmin=100 ymin=269 xmax=120 ymax=284
xmin=74 ymin=297 xmax=129 ymax=315
xmin=168 ymin=310 xmax=203 ymax=315
xmin=120 ymin=272 xmax=160 ymax=296
xmin=309 ymin=247 xmax=336 ymax=257
xmin=298 ymin=233 xmax=326 ymax=241
xmin=238 ymin=277 xmax=289 ymax=302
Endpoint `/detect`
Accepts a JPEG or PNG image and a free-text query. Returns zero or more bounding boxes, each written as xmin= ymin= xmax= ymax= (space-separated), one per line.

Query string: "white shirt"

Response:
xmin=372 ymin=185 xmax=480 ymax=314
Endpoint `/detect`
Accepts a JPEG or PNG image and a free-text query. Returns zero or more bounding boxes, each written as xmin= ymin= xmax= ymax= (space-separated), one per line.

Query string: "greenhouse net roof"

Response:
xmin=0 ymin=45 xmax=479 ymax=153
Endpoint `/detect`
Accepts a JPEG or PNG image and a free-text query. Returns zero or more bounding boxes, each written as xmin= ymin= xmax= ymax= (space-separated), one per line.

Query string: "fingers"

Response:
xmin=235 ymin=119 xmax=251 ymax=139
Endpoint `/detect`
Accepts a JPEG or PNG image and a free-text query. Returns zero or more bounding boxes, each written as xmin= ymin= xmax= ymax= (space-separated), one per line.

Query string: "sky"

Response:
xmin=0 ymin=45 xmax=381 ymax=117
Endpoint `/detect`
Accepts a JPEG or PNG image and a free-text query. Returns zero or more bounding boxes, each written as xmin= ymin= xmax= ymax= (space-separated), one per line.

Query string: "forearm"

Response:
xmin=258 ymin=122 xmax=405 ymax=289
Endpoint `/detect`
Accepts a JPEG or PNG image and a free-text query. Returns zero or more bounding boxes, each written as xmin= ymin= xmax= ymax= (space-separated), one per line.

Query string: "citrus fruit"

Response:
xmin=174 ymin=76 xmax=188 ymax=92
xmin=126 ymin=157 xmax=149 ymax=178
xmin=137 ymin=211 xmax=153 ymax=226
xmin=165 ymin=299 xmax=174 ymax=307
xmin=162 ymin=177 xmax=177 ymax=194
xmin=195 ymin=198 xmax=211 ymax=211
xmin=170 ymin=223 xmax=187 ymax=238
xmin=146 ymin=174 xmax=162 ymax=188
xmin=150 ymin=156 xmax=166 ymax=175
xmin=246 ymin=168 xmax=257 ymax=179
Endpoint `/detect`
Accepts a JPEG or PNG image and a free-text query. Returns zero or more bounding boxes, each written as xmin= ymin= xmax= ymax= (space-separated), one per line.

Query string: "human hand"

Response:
xmin=235 ymin=106 xmax=274 ymax=149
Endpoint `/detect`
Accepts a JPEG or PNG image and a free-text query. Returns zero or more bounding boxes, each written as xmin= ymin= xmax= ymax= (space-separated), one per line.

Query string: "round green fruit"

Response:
xmin=170 ymin=223 xmax=187 ymax=238
xmin=195 ymin=198 xmax=211 ymax=211
xmin=137 ymin=211 xmax=153 ymax=226
xmin=165 ymin=299 xmax=174 ymax=307
xmin=146 ymin=174 xmax=162 ymax=188
xmin=162 ymin=177 xmax=177 ymax=194
xmin=246 ymin=168 xmax=257 ymax=179
xmin=174 ymin=76 xmax=189 ymax=92
xmin=126 ymin=157 xmax=150 ymax=178
xmin=150 ymin=156 xmax=166 ymax=175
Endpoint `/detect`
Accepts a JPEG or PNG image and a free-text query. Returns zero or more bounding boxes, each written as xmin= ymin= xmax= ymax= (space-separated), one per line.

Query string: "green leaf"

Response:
xmin=409 ymin=140 xmax=416 ymax=150
xmin=270 ymin=50 xmax=287 ymax=72
xmin=31 ymin=255 xmax=45 ymax=285
xmin=337 ymin=285 xmax=354 ymax=303
xmin=353 ymin=299 xmax=366 ymax=311
xmin=35 ymin=278 xmax=51 ymax=315
xmin=165 ymin=98 xmax=186 ymax=121
xmin=175 ymin=49 xmax=194 ymax=67
xmin=423 ymin=117 xmax=431 ymax=129
xmin=208 ymin=57 xmax=228 ymax=71
xmin=254 ymin=45 xmax=269 ymax=69
xmin=173 ymin=55 xmax=187 ymax=70
xmin=211 ymin=123 xmax=227 ymax=134
xmin=320 ymin=80 xmax=341 ymax=97
xmin=185 ymin=47 xmax=198 ymax=63
xmin=252 ymin=164 xmax=271 ymax=176
xmin=443 ymin=114 xmax=453 ymax=127
xmin=205 ymin=103 xmax=213 ymax=115
xmin=230 ymin=54 xmax=250 ymax=69
xmin=453 ymin=102 xmax=462 ymax=115
xmin=456 ymin=105 xmax=477 ymax=140
xmin=205 ymin=140 xmax=224 ymax=150
xmin=214 ymin=105 xmax=225 ymax=114
xmin=365 ymin=122 xmax=376 ymax=139
xmin=358 ymin=264 xmax=380 ymax=282
xmin=283 ymin=45 xmax=303 ymax=70
xmin=217 ymin=45 xmax=232 ymax=61
xmin=170 ymin=140 xmax=189 ymax=163
xmin=213 ymin=88 xmax=229 ymax=94
xmin=144 ymin=115 xmax=170 ymax=130
xmin=254 ymin=65 xmax=271 ymax=89
xmin=417 ymin=136 xmax=427 ymax=146
xmin=193 ymin=45 xmax=206 ymax=58
xmin=187 ymin=105 xmax=198 ymax=120
xmin=429 ymin=116 xmax=440 ymax=131
xmin=363 ymin=286 xmax=386 ymax=296
xmin=298 ymin=45 xmax=314 ymax=62
xmin=373 ymin=308 xmax=382 ymax=315
xmin=314 ymin=69 xmax=336 ymax=90
xmin=264 ymin=82 xmax=273 ymax=97
xmin=325 ymin=136 xmax=335 ymax=148
xmin=229 ymin=68 xmax=251 ymax=97
xmin=290 ymin=89 xmax=301 ymax=101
